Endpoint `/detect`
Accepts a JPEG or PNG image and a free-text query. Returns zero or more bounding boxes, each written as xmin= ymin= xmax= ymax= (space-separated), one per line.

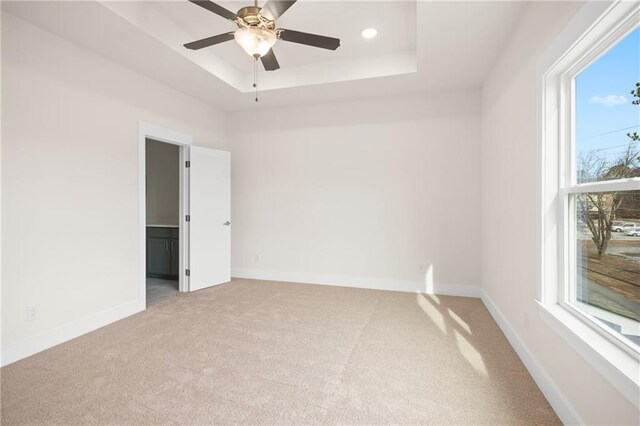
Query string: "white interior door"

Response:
xmin=189 ymin=146 xmax=231 ymax=291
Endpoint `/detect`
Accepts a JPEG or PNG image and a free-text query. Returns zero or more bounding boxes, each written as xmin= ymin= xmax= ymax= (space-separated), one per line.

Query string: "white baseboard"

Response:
xmin=1 ymin=299 xmax=142 ymax=367
xmin=480 ymin=290 xmax=583 ymax=425
xmin=231 ymin=268 xmax=481 ymax=298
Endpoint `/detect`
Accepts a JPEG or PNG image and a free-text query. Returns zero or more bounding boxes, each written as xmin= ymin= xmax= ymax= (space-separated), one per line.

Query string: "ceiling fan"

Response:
xmin=183 ymin=0 xmax=341 ymax=71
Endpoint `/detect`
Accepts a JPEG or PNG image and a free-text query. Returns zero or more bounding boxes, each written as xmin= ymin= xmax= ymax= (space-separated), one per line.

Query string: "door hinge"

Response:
xmin=185 ymin=161 xmax=191 ymax=168
xmin=185 ymin=269 xmax=190 ymax=276
xmin=186 ymin=215 xmax=190 ymax=222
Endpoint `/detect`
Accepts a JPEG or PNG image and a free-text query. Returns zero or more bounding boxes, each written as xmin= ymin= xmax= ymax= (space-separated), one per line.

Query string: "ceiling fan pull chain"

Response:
xmin=253 ymin=57 xmax=259 ymax=102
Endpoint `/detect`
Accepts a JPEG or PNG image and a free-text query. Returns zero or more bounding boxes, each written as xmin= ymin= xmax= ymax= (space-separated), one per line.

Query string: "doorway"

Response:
xmin=138 ymin=121 xmax=232 ymax=311
xmin=138 ymin=122 xmax=192 ymax=310
xmin=145 ymin=139 xmax=181 ymax=306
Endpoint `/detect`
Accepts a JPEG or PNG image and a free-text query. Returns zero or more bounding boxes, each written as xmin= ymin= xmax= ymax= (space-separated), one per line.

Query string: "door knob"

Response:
xmin=223 ymin=221 xmax=231 ymax=226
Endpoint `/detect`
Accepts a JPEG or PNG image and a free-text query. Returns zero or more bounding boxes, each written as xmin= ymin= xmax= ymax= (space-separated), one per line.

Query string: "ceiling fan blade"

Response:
xmin=188 ymin=0 xmax=238 ymax=21
xmin=261 ymin=0 xmax=297 ymax=20
xmin=184 ymin=32 xmax=235 ymax=50
xmin=261 ymin=49 xmax=280 ymax=71
xmin=279 ymin=29 xmax=340 ymax=50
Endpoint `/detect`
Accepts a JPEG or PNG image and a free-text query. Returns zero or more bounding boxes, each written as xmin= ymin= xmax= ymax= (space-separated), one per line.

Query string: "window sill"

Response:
xmin=536 ymin=301 xmax=640 ymax=410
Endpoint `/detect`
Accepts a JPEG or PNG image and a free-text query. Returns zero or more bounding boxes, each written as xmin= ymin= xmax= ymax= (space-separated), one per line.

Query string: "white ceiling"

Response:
xmin=152 ymin=0 xmax=417 ymax=72
xmin=1 ymin=1 xmax=526 ymax=112
xmin=97 ymin=0 xmax=418 ymax=92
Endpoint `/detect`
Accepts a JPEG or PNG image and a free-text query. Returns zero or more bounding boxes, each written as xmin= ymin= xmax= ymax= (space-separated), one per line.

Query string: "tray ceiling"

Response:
xmin=1 ymin=1 xmax=526 ymax=111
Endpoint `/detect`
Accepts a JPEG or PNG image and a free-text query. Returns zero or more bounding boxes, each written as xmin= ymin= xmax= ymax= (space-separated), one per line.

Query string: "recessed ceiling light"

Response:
xmin=361 ymin=28 xmax=377 ymax=39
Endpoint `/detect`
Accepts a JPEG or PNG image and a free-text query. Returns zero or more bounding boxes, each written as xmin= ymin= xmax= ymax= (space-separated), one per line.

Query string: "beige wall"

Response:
xmin=146 ymin=139 xmax=179 ymax=226
xmin=1 ymin=13 xmax=227 ymax=351
xmin=229 ymin=92 xmax=481 ymax=292
xmin=480 ymin=1 xmax=638 ymax=423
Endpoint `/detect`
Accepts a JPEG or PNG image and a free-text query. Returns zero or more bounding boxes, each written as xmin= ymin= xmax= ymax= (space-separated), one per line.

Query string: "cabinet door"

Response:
xmin=147 ymin=237 xmax=171 ymax=276
xmin=170 ymin=238 xmax=179 ymax=278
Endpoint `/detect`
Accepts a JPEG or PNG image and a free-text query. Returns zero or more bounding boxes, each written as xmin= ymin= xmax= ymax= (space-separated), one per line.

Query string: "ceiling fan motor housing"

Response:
xmin=236 ymin=6 xmax=275 ymax=31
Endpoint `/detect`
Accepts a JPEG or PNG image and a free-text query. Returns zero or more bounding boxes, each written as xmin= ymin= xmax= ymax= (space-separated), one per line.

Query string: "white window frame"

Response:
xmin=538 ymin=0 xmax=640 ymax=409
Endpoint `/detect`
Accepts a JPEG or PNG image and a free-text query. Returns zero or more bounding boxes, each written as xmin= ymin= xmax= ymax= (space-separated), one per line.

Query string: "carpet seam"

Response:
xmin=308 ymin=291 xmax=383 ymax=412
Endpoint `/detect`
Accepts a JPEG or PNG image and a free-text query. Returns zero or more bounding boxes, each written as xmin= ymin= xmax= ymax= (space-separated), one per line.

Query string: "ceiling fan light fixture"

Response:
xmin=234 ymin=27 xmax=277 ymax=58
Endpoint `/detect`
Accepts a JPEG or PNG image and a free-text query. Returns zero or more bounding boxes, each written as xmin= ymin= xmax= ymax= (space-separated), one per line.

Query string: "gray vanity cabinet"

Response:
xmin=146 ymin=227 xmax=179 ymax=279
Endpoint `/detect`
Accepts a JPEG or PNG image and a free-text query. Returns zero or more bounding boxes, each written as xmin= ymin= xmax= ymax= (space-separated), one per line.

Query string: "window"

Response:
xmin=569 ymin=27 xmax=640 ymax=350
xmin=539 ymin=1 xmax=640 ymax=408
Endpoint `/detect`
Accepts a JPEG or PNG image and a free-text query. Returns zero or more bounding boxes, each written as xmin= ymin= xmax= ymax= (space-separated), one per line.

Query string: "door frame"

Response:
xmin=138 ymin=121 xmax=192 ymax=310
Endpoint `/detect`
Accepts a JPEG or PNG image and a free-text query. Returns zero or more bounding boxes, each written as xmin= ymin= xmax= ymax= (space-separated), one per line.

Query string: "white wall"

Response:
xmin=480 ymin=1 xmax=639 ymax=424
xmin=1 ymin=13 xmax=227 ymax=360
xmin=6 ymin=7 xmax=634 ymax=423
xmin=145 ymin=139 xmax=179 ymax=226
xmin=229 ymin=92 xmax=481 ymax=295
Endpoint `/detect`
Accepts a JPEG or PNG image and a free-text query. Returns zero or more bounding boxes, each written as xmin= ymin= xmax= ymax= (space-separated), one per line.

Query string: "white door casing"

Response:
xmin=189 ymin=146 xmax=231 ymax=291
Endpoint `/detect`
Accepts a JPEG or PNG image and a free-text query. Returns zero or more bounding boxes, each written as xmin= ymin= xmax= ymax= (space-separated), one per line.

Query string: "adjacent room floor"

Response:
xmin=146 ymin=277 xmax=179 ymax=307
xmin=1 ymin=279 xmax=559 ymax=425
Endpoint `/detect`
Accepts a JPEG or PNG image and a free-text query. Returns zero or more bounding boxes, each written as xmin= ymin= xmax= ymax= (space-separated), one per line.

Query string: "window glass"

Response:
xmin=574 ymin=191 xmax=640 ymax=347
xmin=575 ymin=28 xmax=640 ymax=184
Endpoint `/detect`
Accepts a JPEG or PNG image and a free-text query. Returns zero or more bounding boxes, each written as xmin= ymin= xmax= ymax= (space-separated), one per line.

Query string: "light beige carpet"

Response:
xmin=1 ymin=279 xmax=559 ymax=425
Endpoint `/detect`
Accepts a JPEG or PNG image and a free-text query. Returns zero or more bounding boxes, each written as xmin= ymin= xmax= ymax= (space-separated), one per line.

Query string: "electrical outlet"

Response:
xmin=253 ymin=253 xmax=261 ymax=264
xmin=27 ymin=306 xmax=38 ymax=321
xmin=418 ymin=264 xmax=426 ymax=273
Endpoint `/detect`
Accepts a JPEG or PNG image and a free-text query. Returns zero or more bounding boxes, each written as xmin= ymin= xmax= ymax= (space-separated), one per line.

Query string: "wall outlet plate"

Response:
xmin=27 ymin=306 xmax=38 ymax=321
